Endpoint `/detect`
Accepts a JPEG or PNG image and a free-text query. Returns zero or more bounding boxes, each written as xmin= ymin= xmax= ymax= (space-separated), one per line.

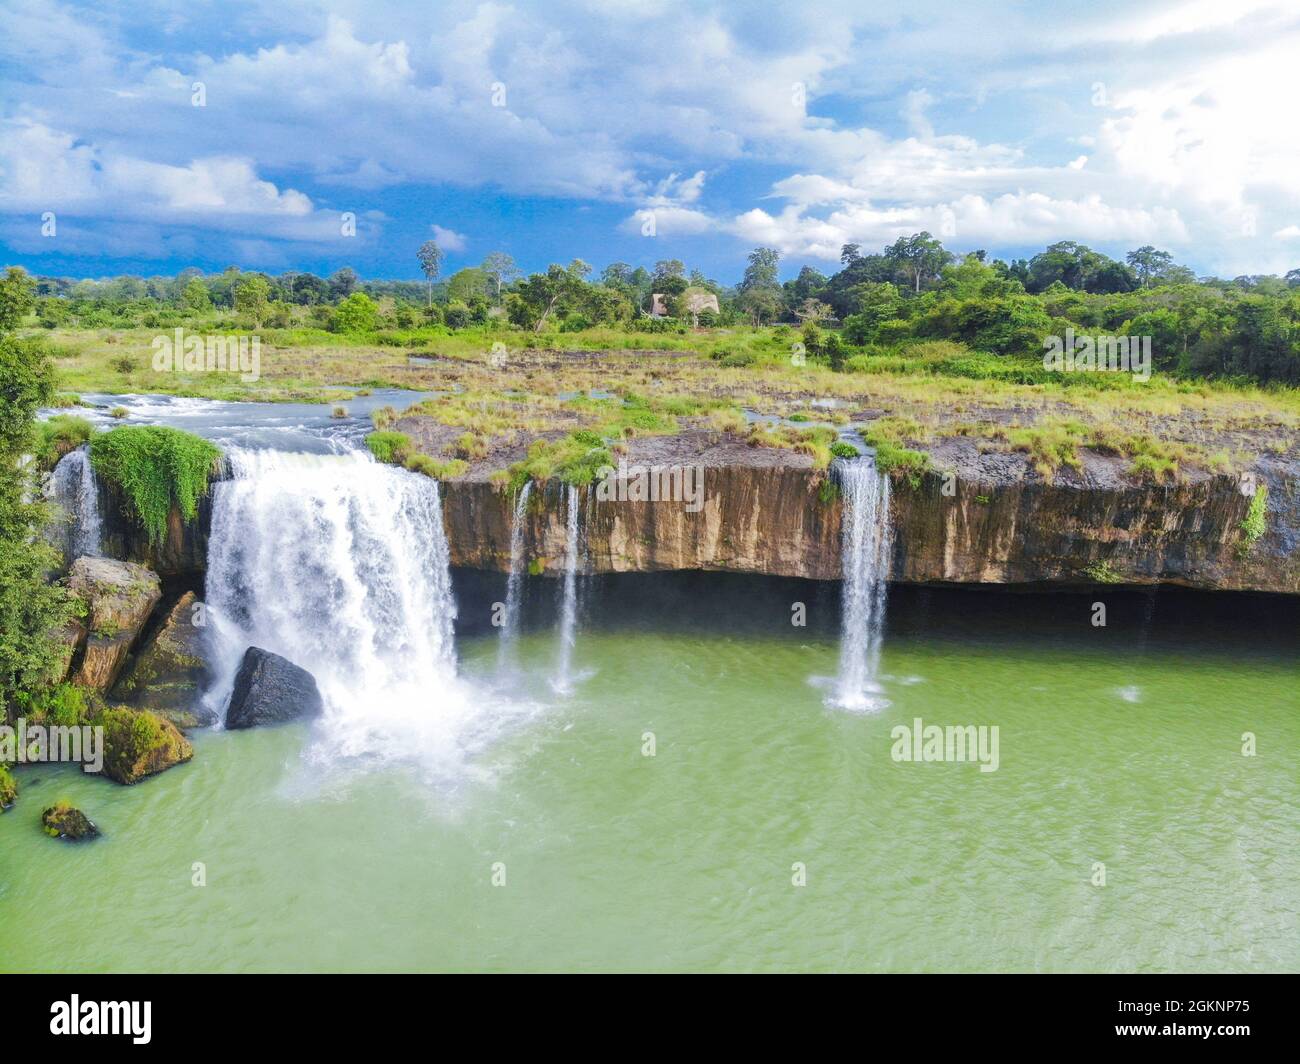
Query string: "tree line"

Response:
xmin=14 ymin=234 xmax=1300 ymax=383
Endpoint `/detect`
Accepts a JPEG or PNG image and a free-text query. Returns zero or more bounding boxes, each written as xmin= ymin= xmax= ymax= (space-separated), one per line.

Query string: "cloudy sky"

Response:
xmin=2 ymin=0 xmax=1298 ymax=282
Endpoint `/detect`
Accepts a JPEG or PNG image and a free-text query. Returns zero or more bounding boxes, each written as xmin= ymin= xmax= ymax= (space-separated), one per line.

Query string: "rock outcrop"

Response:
xmin=67 ymin=557 xmax=162 ymax=692
xmin=97 ymin=471 xmax=217 ymax=576
xmin=224 ymin=647 xmax=324 ymax=729
xmin=95 ymin=706 xmax=194 ymax=784
xmin=110 ymin=591 xmax=216 ymax=727
xmin=42 ymin=802 xmax=99 ymax=840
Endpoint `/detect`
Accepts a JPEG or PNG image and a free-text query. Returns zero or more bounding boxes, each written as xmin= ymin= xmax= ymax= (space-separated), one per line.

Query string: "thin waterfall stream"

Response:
xmin=552 ymin=484 xmax=581 ymax=695
xmin=498 ymin=481 xmax=533 ymax=661
xmin=831 ymin=456 xmax=894 ymax=711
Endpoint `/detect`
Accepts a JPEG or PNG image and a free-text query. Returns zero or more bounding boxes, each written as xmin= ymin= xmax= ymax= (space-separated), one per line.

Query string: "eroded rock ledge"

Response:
xmin=439 ymin=432 xmax=1298 ymax=594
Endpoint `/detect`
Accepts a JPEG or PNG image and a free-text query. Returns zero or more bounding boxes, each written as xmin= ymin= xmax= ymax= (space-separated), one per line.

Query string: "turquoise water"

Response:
xmin=1 ymin=581 xmax=1296 ymax=973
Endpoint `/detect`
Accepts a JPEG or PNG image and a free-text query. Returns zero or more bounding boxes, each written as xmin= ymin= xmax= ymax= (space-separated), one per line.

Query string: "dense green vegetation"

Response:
xmin=0 ymin=268 xmax=80 ymax=724
xmin=16 ymin=235 xmax=1300 ymax=386
xmin=89 ymin=426 xmax=222 ymax=546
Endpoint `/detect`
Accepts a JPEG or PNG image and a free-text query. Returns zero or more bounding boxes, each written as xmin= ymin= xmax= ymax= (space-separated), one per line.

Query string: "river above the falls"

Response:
xmin=2 ymin=576 xmax=1296 ymax=973
xmin=53 ymin=390 xmax=432 ymax=453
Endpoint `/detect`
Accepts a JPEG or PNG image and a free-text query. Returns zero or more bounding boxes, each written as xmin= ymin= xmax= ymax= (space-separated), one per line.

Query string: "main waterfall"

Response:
xmin=831 ymin=457 xmax=894 ymax=711
xmin=203 ymin=448 xmax=533 ymax=779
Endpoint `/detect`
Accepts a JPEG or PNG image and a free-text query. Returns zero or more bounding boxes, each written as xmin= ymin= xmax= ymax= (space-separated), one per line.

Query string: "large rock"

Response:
xmin=42 ymin=802 xmax=99 ymax=840
xmin=110 ymin=591 xmax=216 ymax=728
xmin=67 ymin=557 xmax=162 ymax=692
xmin=224 ymin=647 xmax=324 ymax=729
xmin=95 ymin=706 xmax=193 ymax=784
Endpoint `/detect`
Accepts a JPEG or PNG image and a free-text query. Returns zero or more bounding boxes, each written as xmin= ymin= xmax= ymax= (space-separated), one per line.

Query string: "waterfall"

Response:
xmin=49 ymin=446 xmax=102 ymax=559
xmin=552 ymin=484 xmax=581 ymax=695
xmin=203 ymin=448 xmax=533 ymax=779
xmin=498 ymin=481 xmax=532 ymax=659
xmin=831 ymin=457 xmax=894 ymax=711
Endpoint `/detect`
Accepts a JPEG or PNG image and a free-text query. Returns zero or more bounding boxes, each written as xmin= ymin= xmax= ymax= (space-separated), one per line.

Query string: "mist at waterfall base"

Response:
xmin=4 ymin=576 xmax=1297 ymax=972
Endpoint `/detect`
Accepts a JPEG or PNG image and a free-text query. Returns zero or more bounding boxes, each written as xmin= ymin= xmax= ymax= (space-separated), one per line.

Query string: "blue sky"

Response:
xmin=2 ymin=0 xmax=1298 ymax=283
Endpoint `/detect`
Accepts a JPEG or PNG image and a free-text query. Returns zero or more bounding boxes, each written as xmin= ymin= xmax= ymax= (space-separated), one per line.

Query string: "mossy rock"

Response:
xmin=0 ymin=764 xmax=17 ymax=810
xmin=94 ymin=707 xmax=193 ymax=785
xmin=110 ymin=591 xmax=215 ymax=724
xmin=42 ymin=801 xmax=99 ymax=840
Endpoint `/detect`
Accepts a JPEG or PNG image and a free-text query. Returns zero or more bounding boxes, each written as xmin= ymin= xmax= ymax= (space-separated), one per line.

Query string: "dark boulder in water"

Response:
xmin=224 ymin=647 xmax=324 ymax=729
xmin=42 ymin=802 xmax=99 ymax=841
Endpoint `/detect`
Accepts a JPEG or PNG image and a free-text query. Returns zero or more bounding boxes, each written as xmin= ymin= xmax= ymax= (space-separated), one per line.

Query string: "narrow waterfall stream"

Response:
xmin=552 ymin=484 xmax=581 ymax=695
xmin=498 ymin=481 xmax=533 ymax=662
xmin=49 ymin=446 xmax=103 ymax=559
xmin=202 ymin=448 xmax=534 ymax=779
xmin=831 ymin=457 xmax=894 ymax=711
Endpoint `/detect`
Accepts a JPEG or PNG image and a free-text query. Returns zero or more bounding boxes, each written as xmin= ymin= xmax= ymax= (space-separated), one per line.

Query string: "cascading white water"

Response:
xmin=498 ymin=482 xmax=532 ymax=660
xmin=203 ymin=448 xmax=534 ymax=779
xmin=831 ymin=457 xmax=894 ymax=711
xmin=552 ymin=484 xmax=580 ymax=694
xmin=49 ymin=447 xmax=102 ymax=559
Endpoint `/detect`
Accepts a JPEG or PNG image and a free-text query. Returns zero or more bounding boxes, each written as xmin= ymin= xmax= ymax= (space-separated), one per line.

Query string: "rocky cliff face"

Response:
xmin=439 ymin=433 xmax=1298 ymax=594
xmin=120 ymin=435 xmax=1298 ymax=594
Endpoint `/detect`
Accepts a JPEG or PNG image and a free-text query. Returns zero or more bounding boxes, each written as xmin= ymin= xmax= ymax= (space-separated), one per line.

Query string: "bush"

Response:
xmin=365 ymin=431 xmax=412 ymax=464
xmin=89 ymin=426 xmax=222 ymax=545
xmin=34 ymin=414 xmax=94 ymax=469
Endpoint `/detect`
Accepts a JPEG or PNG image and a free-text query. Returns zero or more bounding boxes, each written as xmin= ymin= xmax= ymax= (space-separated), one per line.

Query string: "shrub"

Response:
xmin=89 ymin=426 xmax=222 ymax=545
xmin=34 ymin=414 xmax=94 ymax=469
xmin=365 ymin=431 xmax=412 ymax=464
xmin=404 ymin=453 xmax=469 ymax=479
xmin=1238 ymin=483 xmax=1269 ymax=554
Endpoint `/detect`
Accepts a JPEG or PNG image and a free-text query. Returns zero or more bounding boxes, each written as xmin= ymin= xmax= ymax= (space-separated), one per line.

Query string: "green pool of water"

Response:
xmin=1 ymin=581 xmax=1296 ymax=972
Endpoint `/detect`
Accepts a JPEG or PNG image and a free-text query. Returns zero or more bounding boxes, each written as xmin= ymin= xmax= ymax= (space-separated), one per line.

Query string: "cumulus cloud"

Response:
xmin=0 ymin=0 xmax=1297 ymax=273
xmin=431 ymin=224 xmax=467 ymax=251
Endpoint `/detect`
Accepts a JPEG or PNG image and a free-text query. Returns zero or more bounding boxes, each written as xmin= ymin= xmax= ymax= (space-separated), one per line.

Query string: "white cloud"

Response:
xmin=430 ymin=224 xmax=467 ymax=251
xmin=1 ymin=0 xmax=1298 ymax=273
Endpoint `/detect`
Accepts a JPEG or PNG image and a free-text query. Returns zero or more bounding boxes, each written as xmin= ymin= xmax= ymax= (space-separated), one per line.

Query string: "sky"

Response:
xmin=1 ymin=0 xmax=1299 ymax=284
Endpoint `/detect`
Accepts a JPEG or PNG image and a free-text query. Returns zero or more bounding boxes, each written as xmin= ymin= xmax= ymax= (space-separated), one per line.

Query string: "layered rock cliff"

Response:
xmin=439 ymin=432 xmax=1298 ymax=594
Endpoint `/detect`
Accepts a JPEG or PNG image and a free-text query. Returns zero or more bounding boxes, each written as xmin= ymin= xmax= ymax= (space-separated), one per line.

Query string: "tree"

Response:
xmin=1126 ymin=246 xmax=1176 ymax=287
xmin=233 ymin=276 xmax=271 ymax=324
xmin=447 ymin=268 xmax=491 ymax=304
xmin=329 ymin=267 xmax=359 ymax=299
xmin=741 ymin=248 xmax=781 ymax=292
xmin=507 ymin=262 xmax=591 ymax=332
xmin=332 ymin=292 xmax=378 ymax=334
xmin=0 ymin=268 xmax=78 ymax=717
xmin=181 ymin=277 xmax=211 ymax=312
xmin=884 ymin=232 xmax=953 ymax=294
xmin=417 ymin=240 xmax=443 ymax=307
xmin=481 ymin=252 xmax=519 ymax=300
